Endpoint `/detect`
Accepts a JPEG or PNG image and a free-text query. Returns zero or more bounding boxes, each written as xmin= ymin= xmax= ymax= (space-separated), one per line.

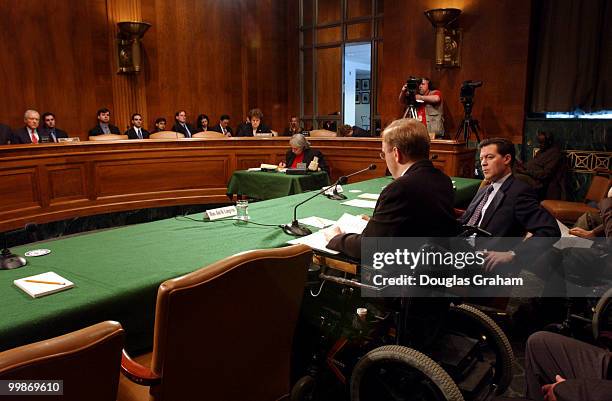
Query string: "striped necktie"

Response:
xmin=467 ymin=185 xmax=494 ymax=226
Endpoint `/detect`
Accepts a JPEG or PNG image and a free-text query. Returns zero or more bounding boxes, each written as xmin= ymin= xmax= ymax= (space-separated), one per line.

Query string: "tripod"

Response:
xmin=455 ymin=100 xmax=481 ymax=143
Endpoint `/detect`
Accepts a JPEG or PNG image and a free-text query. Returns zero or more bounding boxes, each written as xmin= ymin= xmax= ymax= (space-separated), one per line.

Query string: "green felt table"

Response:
xmin=227 ymin=170 xmax=331 ymax=200
xmin=0 ymin=176 xmax=479 ymax=352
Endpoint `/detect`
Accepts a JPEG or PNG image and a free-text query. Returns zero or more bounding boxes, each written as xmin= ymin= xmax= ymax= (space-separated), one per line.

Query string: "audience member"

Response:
xmin=172 ymin=110 xmax=195 ymax=138
xmin=88 ymin=108 xmax=120 ymax=136
xmin=278 ymin=134 xmax=329 ymax=173
xmin=210 ymin=115 xmax=233 ymax=136
xmin=283 ymin=116 xmax=301 ymax=136
xmin=325 ymin=118 xmax=458 ymax=260
xmin=235 ymin=108 xmax=271 ymax=136
xmin=12 ymin=110 xmax=42 ymax=144
xmin=151 ymin=117 xmax=167 ymax=133
xmin=195 ymin=114 xmax=209 ymax=133
xmin=337 ymin=124 xmax=372 ymax=137
xmin=125 ymin=113 xmax=150 ymax=139
xmin=515 ymin=132 xmax=564 ymax=200
xmin=0 ymin=123 xmax=12 ymax=145
xmin=39 ymin=112 xmax=68 ymax=142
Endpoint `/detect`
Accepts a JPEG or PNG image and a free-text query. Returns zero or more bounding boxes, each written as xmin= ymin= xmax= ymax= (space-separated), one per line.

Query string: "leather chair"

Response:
xmin=0 ymin=321 xmax=124 ymax=401
xmin=88 ymin=134 xmax=129 ymax=141
xmin=192 ymin=131 xmax=227 ymax=139
xmin=148 ymin=131 xmax=185 ymax=139
xmin=118 ymin=244 xmax=312 ymax=401
xmin=541 ymin=170 xmax=611 ymax=223
xmin=309 ymin=129 xmax=336 ymax=137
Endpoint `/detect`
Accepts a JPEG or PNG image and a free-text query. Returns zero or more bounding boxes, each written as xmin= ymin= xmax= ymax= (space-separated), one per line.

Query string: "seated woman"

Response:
xmin=235 ymin=108 xmax=272 ymax=136
xmin=195 ymin=114 xmax=209 ymax=132
xmin=279 ymin=134 xmax=329 ymax=173
xmin=151 ymin=117 xmax=167 ymax=133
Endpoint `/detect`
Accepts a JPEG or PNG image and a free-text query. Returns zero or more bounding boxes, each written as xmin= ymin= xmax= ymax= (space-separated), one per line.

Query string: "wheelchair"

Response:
xmin=291 ymin=243 xmax=515 ymax=401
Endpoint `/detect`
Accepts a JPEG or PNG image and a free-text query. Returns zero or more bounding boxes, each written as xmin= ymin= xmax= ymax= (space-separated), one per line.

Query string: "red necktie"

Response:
xmin=30 ymin=129 xmax=38 ymax=144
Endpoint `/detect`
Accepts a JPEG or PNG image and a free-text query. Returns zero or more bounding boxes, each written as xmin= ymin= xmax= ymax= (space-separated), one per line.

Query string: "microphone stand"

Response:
xmin=283 ymin=164 xmax=378 ymax=236
xmin=325 ymin=164 xmax=377 ymax=201
xmin=0 ymin=231 xmax=27 ymax=270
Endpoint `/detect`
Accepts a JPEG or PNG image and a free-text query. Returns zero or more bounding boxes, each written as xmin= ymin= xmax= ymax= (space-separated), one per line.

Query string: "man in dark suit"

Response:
xmin=210 ymin=114 xmax=233 ymax=136
xmin=326 ymin=118 xmax=458 ymax=259
xmin=12 ymin=109 xmax=43 ymax=144
xmin=0 ymin=123 xmax=11 ymax=145
xmin=39 ymin=112 xmax=68 ymax=142
xmin=171 ymin=110 xmax=195 ymax=138
xmin=459 ymin=138 xmax=559 ymax=271
xmin=124 ymin=113 xmax=150 ymax=139
xmin=88 ymin=108 xmax=120 ymax=136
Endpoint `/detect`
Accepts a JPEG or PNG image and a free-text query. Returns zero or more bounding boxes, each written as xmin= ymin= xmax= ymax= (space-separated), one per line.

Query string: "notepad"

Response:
xmin=14 ymin=272 xmax=74 ymax=298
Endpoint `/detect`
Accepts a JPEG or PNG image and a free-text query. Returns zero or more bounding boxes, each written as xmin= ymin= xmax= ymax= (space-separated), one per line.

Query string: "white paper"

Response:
xmin=341 ymin=199 xmax=377 ymax=209
xmin=323 ymin=184 xmax=343 ymax=196
xmin=247 ymin=167 xmax=261 ymax=172
xmin=553 ymin=220 xmax=594 ymax=249
xmin=335 ymin=213 xmax=368 ymax=234
xmin=358 ymin=193 xmax=380 ymax=200
xmin=349 ymin=190 xmax=362 ymax=193
xmin=298 ymin=216 xmax=336 ymax=229
xmin=14 ymin=272 xmax=74 ymax=298
xmin=288 ymin=231 xmax=339 ymax=254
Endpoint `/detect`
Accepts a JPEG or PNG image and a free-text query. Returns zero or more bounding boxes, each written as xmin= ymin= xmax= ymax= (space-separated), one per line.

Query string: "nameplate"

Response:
xmin=205 ymin=206 xmax=237 ymax=220
xmin=255 ymin=133 xmax=273 ymax=137
xmin=58 ymin=137 xmax=80 ymax=143
xmin=324 ymin=185 xmax=343 ymax=196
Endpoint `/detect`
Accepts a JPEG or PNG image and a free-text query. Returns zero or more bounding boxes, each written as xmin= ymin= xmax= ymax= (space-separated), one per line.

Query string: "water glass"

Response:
xmin=236 ymin=200 xmax=249 ymax=223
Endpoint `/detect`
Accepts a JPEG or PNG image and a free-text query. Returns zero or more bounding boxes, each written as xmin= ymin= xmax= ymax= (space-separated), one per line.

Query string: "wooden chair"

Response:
xmin=541 ymin=169 xmax=611 ymax=223
xmin=118 ymin=244 xmax=312 ymax=401
xmin=192 ymin=131 xmax=226 ymax=139
xmin=89 ymin=134 xmax=128 ymax=141
xmin=309 ymin=129 xmax=337 ymax=138
xmin=0 ymin=321 xmax=124 ymax=401
xmin=148 ymin=131 xmax=185 ymax=139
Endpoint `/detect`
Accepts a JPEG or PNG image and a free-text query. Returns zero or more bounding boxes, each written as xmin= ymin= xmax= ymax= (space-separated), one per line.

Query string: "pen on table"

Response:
xmin=24 ymin=280 xmax=65 ymax=285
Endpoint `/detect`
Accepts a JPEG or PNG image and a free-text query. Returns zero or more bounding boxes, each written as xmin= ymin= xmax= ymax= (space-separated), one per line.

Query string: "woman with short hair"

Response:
xmin=278 ymin=134 xmax=329 ymax=173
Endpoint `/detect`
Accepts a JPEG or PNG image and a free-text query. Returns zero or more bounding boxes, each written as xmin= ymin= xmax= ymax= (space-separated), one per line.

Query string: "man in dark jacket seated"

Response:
xmin=515 ymin=132 xmax=564 ymax=200
xmin=278 ymin=134 xmax=329 ymax=174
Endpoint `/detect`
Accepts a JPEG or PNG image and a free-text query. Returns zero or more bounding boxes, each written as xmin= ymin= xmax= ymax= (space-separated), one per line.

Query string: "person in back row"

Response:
xmin=172 ymin=110 xmax=195 ymax=138
xmin=125 ymin=113 xmax=150 ymax=139
xmin=210 ymin=114 xmax=233 ymax=136
xmin=88 ymin=108 xmax=120 ymax=136
xmin=195 ymin=114 xmax=209 ymax=133
xmin=12 ymin=109 xmax=42 ymax=144
xmin=40 ymin=112 xmax=68 ymax=142
xmin=151 ymin=117 xmax=167 ymax=133
xmin=278 ymin=134 xmax=329 ymax=174
xmin=235 ymin=108 xmax=271 ymax=136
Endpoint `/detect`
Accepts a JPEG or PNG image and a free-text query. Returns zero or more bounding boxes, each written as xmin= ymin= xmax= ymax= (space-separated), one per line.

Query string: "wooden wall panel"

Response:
xmin=0 ymin=0 xmax=112 ymax=138
xmin=380 ymin=0 xmax=531 ymax=143
xmin=47 ymin=164 xmax=88 ymax=203
xmin=0 ymin=168 xmax=40 ymax=211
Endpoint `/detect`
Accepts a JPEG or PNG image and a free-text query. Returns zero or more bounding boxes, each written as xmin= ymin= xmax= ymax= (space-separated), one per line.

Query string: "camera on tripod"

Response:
xmin=459 ymin=80 xmax=482 ymax=104
xmin=406 ymin=76 xmax=421 ymax=94
xmin=403 ymin=76 xmax=422 ymax=115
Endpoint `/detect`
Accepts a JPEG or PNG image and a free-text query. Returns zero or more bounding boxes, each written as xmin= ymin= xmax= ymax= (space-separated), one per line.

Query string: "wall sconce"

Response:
xmin=424 ymin=8 xmax=462 ymax=68
xmin=117 ymin=21 xmax=151 ymax=74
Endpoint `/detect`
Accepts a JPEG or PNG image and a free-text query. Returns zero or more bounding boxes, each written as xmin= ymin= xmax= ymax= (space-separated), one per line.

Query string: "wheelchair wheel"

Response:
xmin=447 ymin=304 xmax=514 ymax=394
xmin=593 ymin=287 xmax=612 ymax=349
xmin=290 ymin=375 xmax=315 ymax=401
xmin=351 ymin=345 xmax=465 ymax=401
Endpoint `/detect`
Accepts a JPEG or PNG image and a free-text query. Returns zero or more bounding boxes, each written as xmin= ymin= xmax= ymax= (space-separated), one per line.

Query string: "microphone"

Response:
xmin=283 ymin=164 xmax=377 ymax=236
xmin=0 ymin=225 xmax=36 ymax=270
xmin=326 ymin=164 xmax=377 ymax=201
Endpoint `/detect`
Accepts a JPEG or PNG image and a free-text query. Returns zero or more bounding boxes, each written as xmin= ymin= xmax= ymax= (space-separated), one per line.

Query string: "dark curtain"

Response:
xmin=531 ymin=0 xmax=612 ymax=112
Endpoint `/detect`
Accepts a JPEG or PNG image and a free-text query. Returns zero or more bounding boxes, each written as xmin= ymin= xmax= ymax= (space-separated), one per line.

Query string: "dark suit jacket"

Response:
xmin=11 ymin=127 xmax=42 ymax=144
xmin=88 ymin=123 xmax=120 ymax=136
xmin=210 ymin=124 xmax=233 ymax=135
xmin=351 ymin=126 xmax=372 ymax=137
xmin=0 ymin=124 xmax=11 ymax=145
xmin=328 ymin=160 xmax=459 ymax=259
xmin=285 ymin=148 xmax=329 ymax=174
xmin=235 ymin=123 xmax=272 ymax=137
xmin=125 ymin=127 xmax=150 ymax=139
xmin=459 ymin=175 xmax=560 ymax=263
xmin=172 ymin=122 xmax=196 ymax=138
xmin=39 ymin=127 xmax=68 ymax=142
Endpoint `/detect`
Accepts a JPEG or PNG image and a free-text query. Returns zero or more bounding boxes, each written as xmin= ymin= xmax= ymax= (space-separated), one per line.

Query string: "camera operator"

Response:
xmin=398 ymin=77 xmax=444 ymax=137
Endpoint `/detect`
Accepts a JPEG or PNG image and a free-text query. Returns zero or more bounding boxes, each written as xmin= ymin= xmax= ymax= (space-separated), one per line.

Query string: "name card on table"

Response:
xmin=323 ymin=185 xmax=343 ymax=196
xmin=205 ymin=206 xmax=237 ymax=220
